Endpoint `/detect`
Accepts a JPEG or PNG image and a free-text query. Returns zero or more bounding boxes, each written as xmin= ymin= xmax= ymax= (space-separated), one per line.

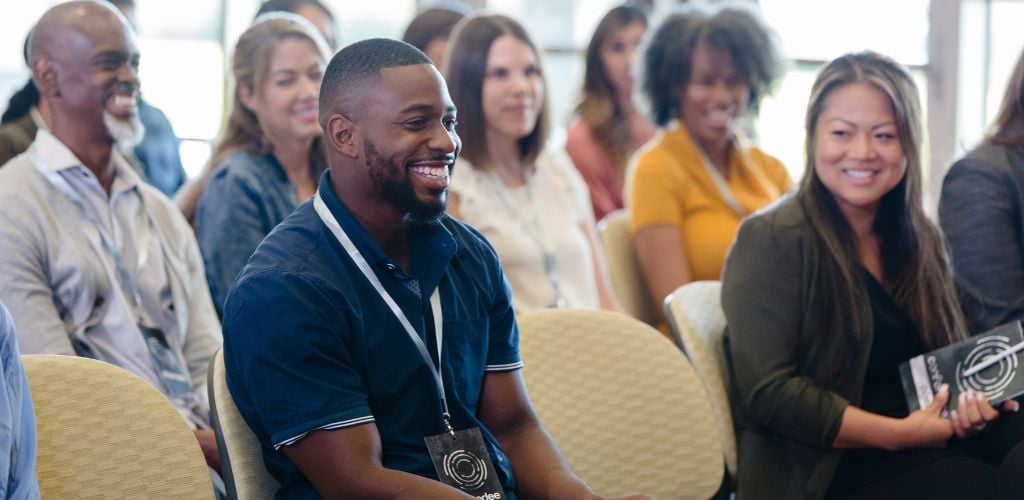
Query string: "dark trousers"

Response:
xmin=826 ymin=410 xmax=1024 ymax=499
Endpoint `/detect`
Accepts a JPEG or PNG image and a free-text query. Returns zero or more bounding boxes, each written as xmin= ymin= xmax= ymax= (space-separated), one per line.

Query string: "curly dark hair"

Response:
xmin=641 ymin=2 xmax=782 ymax=127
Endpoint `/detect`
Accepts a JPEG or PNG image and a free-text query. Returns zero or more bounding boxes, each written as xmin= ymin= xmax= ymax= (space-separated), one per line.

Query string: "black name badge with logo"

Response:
xmin=424 ymin=427 xmax=505 ymax=498
xmin=138 ymin=324 xmax=192 ymax=398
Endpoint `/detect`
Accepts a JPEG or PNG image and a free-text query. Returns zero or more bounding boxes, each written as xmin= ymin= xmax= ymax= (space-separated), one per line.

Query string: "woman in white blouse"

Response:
xmin=444 ymin=14 xmax=619 ymax=313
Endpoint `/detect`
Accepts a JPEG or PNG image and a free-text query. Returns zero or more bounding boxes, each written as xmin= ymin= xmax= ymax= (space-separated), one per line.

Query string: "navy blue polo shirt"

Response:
xmin=222 ymin=171 xmax=523 ymax=498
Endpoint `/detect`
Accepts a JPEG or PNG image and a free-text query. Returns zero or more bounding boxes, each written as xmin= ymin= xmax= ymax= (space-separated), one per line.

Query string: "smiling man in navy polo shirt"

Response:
xmin=222 ymin=38 xmax=625 ymax=499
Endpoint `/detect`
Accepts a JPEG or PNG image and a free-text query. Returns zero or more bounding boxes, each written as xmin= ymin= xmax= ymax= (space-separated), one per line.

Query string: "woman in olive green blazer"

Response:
xmin=723 ymin=52 xmax=1022 ymax=499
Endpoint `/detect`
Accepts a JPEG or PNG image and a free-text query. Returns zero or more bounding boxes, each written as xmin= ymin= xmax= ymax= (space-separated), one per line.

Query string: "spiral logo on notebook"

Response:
xmin=957 ymin=336 xmax=1018 ymax=399
xmin=442 ymin=449 xmax=488 ymax=490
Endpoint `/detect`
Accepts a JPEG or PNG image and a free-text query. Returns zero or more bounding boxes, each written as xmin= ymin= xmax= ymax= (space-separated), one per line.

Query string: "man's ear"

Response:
xmin=326 ymin=112 xmax=359 ymax=159
xmin=33 ymin=57 xmax=59 ymax=98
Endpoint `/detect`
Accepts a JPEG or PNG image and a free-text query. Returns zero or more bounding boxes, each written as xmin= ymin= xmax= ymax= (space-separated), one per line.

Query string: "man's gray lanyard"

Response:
xmin=313 ymin=191 xmax=453 ymax=433
xmin=41 ymin=166 xmax=192 ymax=399
xmin=486 ymin=169 xmax=566 ymax=308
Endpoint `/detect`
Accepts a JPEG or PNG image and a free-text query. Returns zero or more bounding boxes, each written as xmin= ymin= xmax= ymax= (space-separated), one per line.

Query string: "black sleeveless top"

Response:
xmin=827 ymin=271 xmax=928 ymax=496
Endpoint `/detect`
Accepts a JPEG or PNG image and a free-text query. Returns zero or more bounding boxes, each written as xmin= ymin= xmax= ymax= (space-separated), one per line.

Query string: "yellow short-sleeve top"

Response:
xmin=625 ymin=122 xmax=792 ymax=282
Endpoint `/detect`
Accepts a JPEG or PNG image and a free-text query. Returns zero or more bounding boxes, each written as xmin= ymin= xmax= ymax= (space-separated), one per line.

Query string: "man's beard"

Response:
xmin=366 ymin=143 xmax=447 ymax=225
xmin=103 ymin=111 xmax=146 ymax=148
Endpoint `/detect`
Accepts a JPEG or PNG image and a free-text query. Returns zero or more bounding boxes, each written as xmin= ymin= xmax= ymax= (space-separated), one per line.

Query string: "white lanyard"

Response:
xmin=486 ymin=170 xmax=566 ymax=308
xmin=313 ymin=191 xmax=452 ymax=431
xmin=695 ymin=143 xmax=748 ymax=218
xmin=42 ymin=166 xmax=155 ymax=325
xmin=693 ymin=133 xmax=783 ymax=218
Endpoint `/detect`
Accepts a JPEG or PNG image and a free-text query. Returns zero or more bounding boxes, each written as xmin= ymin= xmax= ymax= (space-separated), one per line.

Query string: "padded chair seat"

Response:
xmin=23 ymin=354 xmax=213 ymax=499
xmin=665 ymin=280 xmax=737 ymax=477
xmin=518 ymin=309 xmax=723 ymax=499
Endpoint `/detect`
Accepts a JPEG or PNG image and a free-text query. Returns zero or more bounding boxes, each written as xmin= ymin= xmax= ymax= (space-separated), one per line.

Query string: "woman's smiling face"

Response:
xmin=813 ymin=81 xmax=906 ymax=219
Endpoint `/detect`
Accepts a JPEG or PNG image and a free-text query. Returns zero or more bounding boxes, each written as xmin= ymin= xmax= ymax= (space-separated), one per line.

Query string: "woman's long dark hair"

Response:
xmin=1 ymin=80 xmax=39 ymax=125
xmin=989 ymin=46 xmax=1024 ymax=147
xmin=799 ymin=52 xmax=968 ymax=388
xmin=2 ymin=35 xmax=38 ymax=125
xmin=574 ymin=5 xmax=647 ymax=175
xmin=445 ymin=14 xmax=550 ymax=170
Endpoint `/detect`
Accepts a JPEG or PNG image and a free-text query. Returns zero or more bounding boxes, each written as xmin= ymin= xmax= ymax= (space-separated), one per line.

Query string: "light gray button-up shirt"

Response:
xmin=0 ymin=130 xmax=221 ymax=428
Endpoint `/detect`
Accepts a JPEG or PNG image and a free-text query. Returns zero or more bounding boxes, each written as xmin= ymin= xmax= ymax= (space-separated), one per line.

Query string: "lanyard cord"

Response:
xmin=692 ymin=132 xmax=782 ymax=218
xmin=694 ymin=143 xmax=748 ymax=218
xmin=485 ymin=169 xmax=566 ymax=308
xmin=43 ymin=167 xmax=155 ymax=325
xmin=313 ymin=192 xmax=454 ymax=433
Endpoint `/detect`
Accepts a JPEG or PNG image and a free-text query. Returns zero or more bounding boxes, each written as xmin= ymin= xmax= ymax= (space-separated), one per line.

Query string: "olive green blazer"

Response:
xmin=722 ymin=195 xmax=875 ymax=500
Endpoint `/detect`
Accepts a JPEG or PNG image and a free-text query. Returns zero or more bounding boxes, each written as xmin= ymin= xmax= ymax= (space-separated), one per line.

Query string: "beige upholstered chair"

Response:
xmin=209 ymin=349 xmax=280 ymax=500
xmin=518 ymin=309 xmax=723 ymax=499
xmin=664 ymin=280 xmax=737 ymax=477
xmin=22 ymin=354 xmax=213 ymax=499
xmin=597 ymin=209 xmax=658 ymax=325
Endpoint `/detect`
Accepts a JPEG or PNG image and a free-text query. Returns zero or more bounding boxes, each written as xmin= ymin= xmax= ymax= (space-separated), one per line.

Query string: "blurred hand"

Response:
xmin=898 ymin=384 xmax=954 ymax=449
xmin=194 ymin=429 xmax=222 ymax=473
xmin=950 ymin=390 xmax=1008 ymax=439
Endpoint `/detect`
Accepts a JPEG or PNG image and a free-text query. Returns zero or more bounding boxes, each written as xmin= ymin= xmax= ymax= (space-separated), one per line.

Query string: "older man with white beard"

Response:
xmin=0 ymin=0 xmax=222 ymax=472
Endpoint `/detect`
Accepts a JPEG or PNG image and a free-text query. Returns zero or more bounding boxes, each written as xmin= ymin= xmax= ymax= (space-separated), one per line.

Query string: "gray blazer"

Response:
xmin=0 ymin=138 xmax=222 ymax=414
xmin=940 ymin=140 xmax=1024 ymax=333
xmin=723 ymin=196 xmax=873 ymax=500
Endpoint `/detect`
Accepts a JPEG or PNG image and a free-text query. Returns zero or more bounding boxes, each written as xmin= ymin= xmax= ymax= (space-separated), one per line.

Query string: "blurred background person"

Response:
xmin=446 ymin=14 xmax=620 ymax=313
xmin=0 ymin=301 xmax=40 ymax=500
xmin=255 ymin=0 xmax=338 ymax=51
xmin=401 ymin=2 xmax=471 ymax=69
xmin=188 ymin=13 xmax=328 ymax=315
xmin=627 ymin=1 xmax=789 ymax=329
xmin=0 ymin=38 xmax=46 ymax=168
xmin=566 ymin=3 xmax=655 ymax=221
xmin=941 ymin=45 xmax=1024 ymax=334
xmin=106 ymin=0 xmax=188 ymax=197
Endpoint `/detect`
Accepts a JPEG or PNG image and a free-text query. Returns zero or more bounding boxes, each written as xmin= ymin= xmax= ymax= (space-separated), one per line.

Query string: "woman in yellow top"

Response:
xmin=627 ymin=2 xmax=790 ymax=326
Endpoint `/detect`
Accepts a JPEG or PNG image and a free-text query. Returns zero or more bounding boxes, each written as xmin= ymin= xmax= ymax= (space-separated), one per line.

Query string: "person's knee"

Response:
xmin=998 ymin=441 xmax=1024 ymax=500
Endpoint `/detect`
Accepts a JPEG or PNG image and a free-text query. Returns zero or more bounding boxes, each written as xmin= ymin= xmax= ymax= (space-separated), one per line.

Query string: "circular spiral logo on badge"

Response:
xmin=957 ymin=336 xmax=1018 ymax=399
xmin=442 ymin=450 xmax=487 ymax=490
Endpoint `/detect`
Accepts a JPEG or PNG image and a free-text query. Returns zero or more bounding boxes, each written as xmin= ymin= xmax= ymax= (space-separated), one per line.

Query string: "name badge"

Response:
xmin=425 ymin=427 xmax=505 ymax=498
xmin=139 ymin=324 xmax=191 ymax=398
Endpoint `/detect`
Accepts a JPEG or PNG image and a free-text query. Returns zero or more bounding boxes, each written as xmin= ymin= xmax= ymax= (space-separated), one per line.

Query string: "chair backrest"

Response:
xmin=209 ymin=349 xmax=280 ymax=500
xmin=664 ymin=280 xmax=737 ymax=477
xmin=22 ymin=354 xmax=213 ymax=499
xmin=597 ymin=209 xmax=658 ymax=326
xmin=518 ymin=309 xmax=723 ymax=499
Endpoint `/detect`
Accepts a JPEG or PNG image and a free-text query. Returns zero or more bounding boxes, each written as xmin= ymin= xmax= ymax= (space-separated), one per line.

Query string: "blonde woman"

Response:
xmin=176 ymin=13 xmax=329 ymax=312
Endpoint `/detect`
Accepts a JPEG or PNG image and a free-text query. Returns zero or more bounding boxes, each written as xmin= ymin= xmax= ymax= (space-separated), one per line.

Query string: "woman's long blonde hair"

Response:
xmin=176 ymin=13 xmax=329 ymax=221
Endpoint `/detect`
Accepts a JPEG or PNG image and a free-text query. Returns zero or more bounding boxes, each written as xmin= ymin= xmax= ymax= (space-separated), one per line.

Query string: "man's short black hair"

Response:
xmin=319 ymin=38 xmax=432 ymax=122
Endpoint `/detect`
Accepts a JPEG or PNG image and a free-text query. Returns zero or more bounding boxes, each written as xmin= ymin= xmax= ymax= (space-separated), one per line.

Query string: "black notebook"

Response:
xmin=899 ymin=321 xmax=1024 ymax=412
